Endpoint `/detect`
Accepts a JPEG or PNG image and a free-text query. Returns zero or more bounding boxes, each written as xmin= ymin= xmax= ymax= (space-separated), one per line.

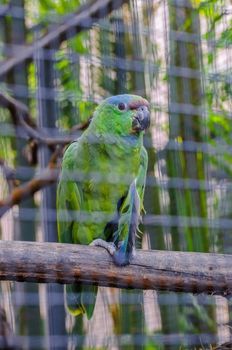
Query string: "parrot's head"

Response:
xmin=92 ymin=94 xmax=150 ymax=137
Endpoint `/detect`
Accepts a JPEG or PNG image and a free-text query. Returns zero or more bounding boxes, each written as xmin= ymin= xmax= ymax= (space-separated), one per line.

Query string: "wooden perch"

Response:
xmin=0 ymin=240 xmax=231 ymax=296
xmin=0 ymin=0 xmax=128 ymax=78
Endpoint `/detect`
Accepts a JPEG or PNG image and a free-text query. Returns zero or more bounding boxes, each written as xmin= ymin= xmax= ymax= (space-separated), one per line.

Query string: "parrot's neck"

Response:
xmin=85 ymin=131 xmax=143 ymax=157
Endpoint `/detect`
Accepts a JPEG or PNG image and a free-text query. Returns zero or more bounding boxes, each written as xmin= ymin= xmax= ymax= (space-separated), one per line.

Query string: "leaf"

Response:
xmin=217 ymin=25 xmax=232 ymax=47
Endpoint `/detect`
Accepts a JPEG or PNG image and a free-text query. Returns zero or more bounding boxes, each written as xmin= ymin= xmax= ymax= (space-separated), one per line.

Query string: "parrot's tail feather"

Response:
xmin=66 ymin=305 xmax=85 ymax=317
xmin=64 ymin=284 xmax=98 ymax=319
xmin=64 ymin=285 xmax=86 ymax=316
xmin=113 ymin=181 xmax=139 ymax=266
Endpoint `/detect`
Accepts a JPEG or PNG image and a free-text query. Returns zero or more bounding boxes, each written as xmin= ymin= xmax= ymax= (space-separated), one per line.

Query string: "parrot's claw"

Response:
xmin=131 ymin=246 xmax=136 ymax=257
xmin=90 ymin=239 xmax=116 ymax=256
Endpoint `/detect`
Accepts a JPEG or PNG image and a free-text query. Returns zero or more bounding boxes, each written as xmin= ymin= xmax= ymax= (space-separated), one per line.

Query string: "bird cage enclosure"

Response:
xmin=0 ymin=0 xmax=232 ymax=349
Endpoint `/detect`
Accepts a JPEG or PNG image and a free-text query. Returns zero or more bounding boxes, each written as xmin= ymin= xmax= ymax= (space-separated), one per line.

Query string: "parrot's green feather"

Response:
xmin=57 ymin=175 xmax=81 ymax=243
xmin=57 ymin=94 xmax=149 ymax=318
xmin=65 ymin=284 xmax=97 ymax=319
xmin=113 ymin=180 xmax=140 ymax=265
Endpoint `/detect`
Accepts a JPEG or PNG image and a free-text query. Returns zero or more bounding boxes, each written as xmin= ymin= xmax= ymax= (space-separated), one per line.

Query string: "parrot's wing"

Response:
xmin=136 ymin=146 xmax=148 ymax=213
xmin=57 ymin=158 xmax=97 ymax=319
xmin=57 ymin=179 xmax=81 ymax=243
xmin=113 ymin=146 xmax=148 ymax=266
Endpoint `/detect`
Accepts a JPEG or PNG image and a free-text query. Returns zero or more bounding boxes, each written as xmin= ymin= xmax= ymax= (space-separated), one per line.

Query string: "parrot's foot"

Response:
xmin=90 ymin=239 xmax=116 ymax=256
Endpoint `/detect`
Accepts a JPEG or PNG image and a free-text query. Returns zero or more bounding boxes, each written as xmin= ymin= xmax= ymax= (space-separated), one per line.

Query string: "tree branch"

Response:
xmin=0 ymin=92 xmax=91 ymax=215
xmin=0 ymin=92 xmax=88 ymax=147
xmin=0 ymin=147 xmax=62 ymax=218
xmin=0 ymin=158 xmax=17 ymax=184
xmin=0 ymin=0 xmax=128 ymax=78
xmin=0 ymin=240 xmax=230 ymax=296
xmin=0 ymin=168 xmax=58 ymax=218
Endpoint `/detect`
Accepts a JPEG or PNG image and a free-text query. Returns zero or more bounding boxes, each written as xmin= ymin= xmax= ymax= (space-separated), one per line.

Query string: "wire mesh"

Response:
xmin=0 ymin=0 xmax=232 ymax=349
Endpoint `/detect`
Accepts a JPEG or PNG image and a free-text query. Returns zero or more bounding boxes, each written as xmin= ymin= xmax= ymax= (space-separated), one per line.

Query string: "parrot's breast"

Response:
xmin=78 ymin=143 xmax=141 ymax=242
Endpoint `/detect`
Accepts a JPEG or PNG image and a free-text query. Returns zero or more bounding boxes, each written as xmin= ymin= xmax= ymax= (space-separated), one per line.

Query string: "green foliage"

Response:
xmin=37 ymin=0 xmax=81 ymax=24
xmin=207 ymin=113 xmax=232 ymax=140
xmin=26 ymin=0 xmax=93 ymax=128
xmin=0 ymin=103 xmax=16 ymax=167
xmin=200 ymin=0 xmax=232 ymax=183
xmin=204 ymin=110 xmax=232 ymax=177
xmin=200 ymin=0 xmax=232 ymax=62
xmin=217 ymin=22 xmax=232 ymax=47
xmin=55 ymin=46 xmax=96 ymax=128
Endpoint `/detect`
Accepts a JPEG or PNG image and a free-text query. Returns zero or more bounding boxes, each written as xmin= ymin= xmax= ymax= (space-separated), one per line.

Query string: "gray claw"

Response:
xmin=131 ymin=247 xmax=136 ymax=258
xmin=90 ymin=239 xmax=116 ymax=256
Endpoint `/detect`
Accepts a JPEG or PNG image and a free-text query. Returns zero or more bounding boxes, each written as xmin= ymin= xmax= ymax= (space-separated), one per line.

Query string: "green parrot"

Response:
xmin=57 ymin=94 xmax=150 ymax=319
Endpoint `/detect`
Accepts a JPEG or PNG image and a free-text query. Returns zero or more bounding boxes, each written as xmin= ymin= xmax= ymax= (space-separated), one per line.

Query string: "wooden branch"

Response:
xmin=0 ymin=92 xmax=88 ymax=147
xmin=0 ymin=240 xmax=231 ymax=296
xmin=0 ymin=168 xmax=58 ymax=218
xmin=0 ymin=158 xmax=17 ymax=183
xmin=0 ymin=92 xmax=36 ymax=128
xmin=0 ymin=0 xmax=128 ymax=78
xmin=0 ymin=93 xmax=90 ymax=215
xmin=0 ymin=147 xmax=62 ymax=218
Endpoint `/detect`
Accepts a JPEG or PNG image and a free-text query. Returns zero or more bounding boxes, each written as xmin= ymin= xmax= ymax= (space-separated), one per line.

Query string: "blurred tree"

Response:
xmin=164 ymin=1 xmax=217 ymax=348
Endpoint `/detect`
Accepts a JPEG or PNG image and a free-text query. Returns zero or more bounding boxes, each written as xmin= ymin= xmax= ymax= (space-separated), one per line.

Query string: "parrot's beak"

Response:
xmin=132 ymin=105 xmax=150 ymax=132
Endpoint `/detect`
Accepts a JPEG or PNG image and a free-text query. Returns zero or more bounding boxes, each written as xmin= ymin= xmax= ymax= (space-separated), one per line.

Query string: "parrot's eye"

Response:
xmin=118 ymin=102 xmax=126 ymax=111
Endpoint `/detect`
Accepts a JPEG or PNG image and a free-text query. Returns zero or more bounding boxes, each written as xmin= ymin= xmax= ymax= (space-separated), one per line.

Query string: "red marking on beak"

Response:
xmin=128 ymin=99 xmax=149 ymax=110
